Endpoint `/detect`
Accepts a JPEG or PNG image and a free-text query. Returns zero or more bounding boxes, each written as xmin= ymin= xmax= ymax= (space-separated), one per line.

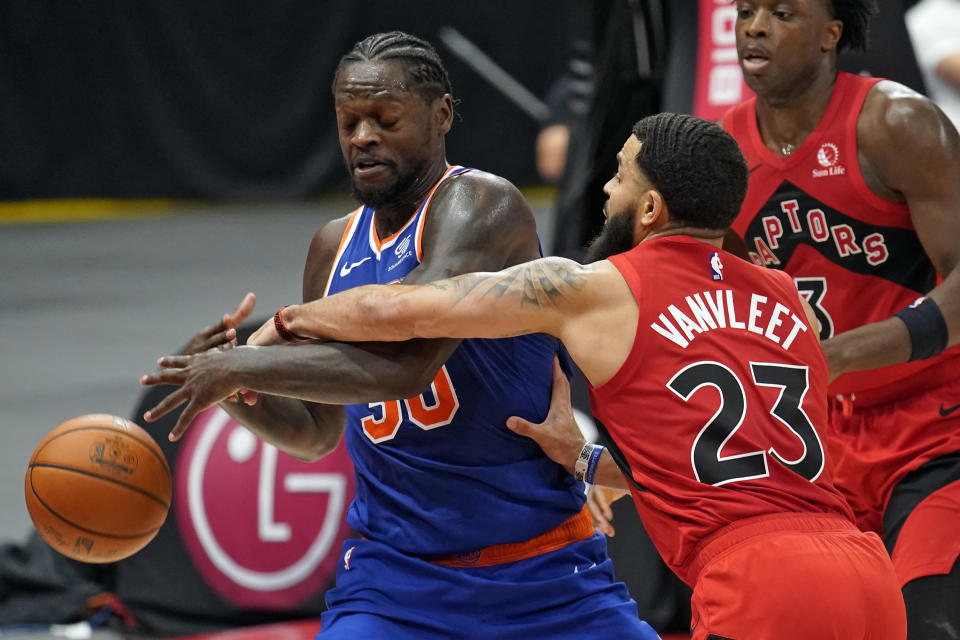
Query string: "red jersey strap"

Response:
xmin=597 ymin=250 xmax=650 ymax=399
xmin=837 ymin=74 xmax=904 ymax=213
xmin=722 ymin=98 xmax=757 ymax=156
xmin=841 ymin=72 xmax=881 ymax=132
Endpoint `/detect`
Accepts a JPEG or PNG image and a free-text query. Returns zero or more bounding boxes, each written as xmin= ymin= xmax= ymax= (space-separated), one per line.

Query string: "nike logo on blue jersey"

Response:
xmin=339 ymin=256 xmax=372 ymax=277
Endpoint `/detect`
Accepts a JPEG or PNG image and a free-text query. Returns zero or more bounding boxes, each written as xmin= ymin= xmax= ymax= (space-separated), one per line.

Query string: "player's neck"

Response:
xmin=645 ymin=225 xmax=725 ymax=248
xmin=373 ymin=158 xmax=449 ymax=237
xmin=754 ymin=65 xmax=837 ymax=157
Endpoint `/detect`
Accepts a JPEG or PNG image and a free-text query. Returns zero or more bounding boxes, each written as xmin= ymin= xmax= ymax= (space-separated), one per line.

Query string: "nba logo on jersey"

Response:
xmin=710 ymin=252 xmax=724 ymax=281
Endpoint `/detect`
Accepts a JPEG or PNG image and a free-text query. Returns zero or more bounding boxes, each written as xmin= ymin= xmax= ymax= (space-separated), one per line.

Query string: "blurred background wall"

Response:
xmin=0 ymin=0 xmax=928 ymax=202
xmin=0 ymin=0 xmax=589 ymax=199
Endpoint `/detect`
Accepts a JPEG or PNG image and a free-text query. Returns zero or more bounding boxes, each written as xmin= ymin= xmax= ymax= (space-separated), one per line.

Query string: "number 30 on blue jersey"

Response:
xmin=360 ymin=365 xmax=460 ymax=443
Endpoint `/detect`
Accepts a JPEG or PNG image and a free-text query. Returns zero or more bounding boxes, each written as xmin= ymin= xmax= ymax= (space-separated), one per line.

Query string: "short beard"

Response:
xmin=349 ymin=159 xmax=428 ymax=209
xmin=583 ymin=210 xmax=636 ymax=263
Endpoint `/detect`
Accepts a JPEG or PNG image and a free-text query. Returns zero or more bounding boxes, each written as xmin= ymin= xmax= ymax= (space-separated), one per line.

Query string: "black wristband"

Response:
xmin=893 ymin=296 xmax=949 ymax=361
xmin=273 ymin=306 xmax=309 ymax=343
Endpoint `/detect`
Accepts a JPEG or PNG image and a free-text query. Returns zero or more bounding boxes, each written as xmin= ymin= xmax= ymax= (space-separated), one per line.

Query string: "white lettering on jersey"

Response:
xmin=651 ymin=290 xmax=809 ymax=350
xmin=750 ymin=201 xmax=890 ymax=264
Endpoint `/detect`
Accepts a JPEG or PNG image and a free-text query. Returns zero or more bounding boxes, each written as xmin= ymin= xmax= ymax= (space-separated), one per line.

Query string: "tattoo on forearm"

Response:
xmin=440 ymin=259 xmax=587 ymax=309
xmin=519 ymin=260 xmax=587 ymax=307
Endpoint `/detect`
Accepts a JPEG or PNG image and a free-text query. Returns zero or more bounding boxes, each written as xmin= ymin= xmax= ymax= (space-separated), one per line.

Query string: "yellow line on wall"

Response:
xmin=0 ymin=199 xmax=178 ymax=225
xmin=0 ymin=187 xmax=557 ymax=226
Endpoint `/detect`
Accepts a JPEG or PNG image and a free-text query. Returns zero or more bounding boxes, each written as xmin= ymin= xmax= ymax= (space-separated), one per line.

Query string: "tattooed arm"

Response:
xmin=281 ymin=257 xmax=587 ymax=340
xmin=263 ymin=256 xmax=640 ymax=387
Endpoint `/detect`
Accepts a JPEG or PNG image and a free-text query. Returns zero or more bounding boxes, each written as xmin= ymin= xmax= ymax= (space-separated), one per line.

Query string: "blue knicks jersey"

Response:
xmin=323 ymin=166 xmax=584 ymax=555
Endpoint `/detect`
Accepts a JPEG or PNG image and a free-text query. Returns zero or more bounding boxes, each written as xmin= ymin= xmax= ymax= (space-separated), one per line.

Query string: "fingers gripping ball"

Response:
xmin=24 ymin=414 xmax=171 ymax=563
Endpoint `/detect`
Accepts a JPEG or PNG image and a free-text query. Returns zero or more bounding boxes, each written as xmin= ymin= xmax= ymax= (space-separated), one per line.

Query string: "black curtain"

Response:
xmin=0 ymin=1 xmax=577 ymax=198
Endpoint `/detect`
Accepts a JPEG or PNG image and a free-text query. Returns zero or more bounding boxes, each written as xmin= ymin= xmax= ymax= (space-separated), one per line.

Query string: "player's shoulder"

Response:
xmin=429 ymin=167 xmax=534 ymax=228
xmin=435 ymin=168 xmax=526 ymax=205
xmin=859 ymin=78 xmax=956 ymax=163
xmin=302 ymin=208 xmax=368 ymax=300
xmin=311 ymin=209 xmax=357 ymax=245
xmin=861 ymin=80 xmax=943 ymax=136
xmin=304 ymin=210 xmax=357 ymax=268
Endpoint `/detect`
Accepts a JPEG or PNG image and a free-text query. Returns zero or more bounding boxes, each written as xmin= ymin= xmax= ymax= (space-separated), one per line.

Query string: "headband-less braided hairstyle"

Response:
xmin=333 ymin=31 xmax=453 ymax=102
xmin=824 ymin=0 xmax=877 ymax=52
xmin=632 ymin=113 xmax=747 ymax=230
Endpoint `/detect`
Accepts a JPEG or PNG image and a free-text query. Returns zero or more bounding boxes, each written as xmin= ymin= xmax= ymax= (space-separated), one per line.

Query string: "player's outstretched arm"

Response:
xmin=822 ymin=83 xmax=960 ymax=379
xmin=268 ymin=255 xmax=590 ymax=345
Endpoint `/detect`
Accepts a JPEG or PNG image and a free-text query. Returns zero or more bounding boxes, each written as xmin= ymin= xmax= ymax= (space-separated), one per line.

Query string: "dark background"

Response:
xmin=0 ymin=1 xmax=925 ymax=201
xmin=0 ymin=0 xmax=588 ymax=199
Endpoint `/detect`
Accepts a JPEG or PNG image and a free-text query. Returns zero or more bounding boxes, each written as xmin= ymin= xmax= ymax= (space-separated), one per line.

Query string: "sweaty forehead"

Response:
xmin=335 ymin=60 xmax=413 ymax=101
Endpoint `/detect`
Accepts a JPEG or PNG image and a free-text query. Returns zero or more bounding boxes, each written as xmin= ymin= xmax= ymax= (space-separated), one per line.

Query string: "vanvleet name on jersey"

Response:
xmin=651 ymin=288 xmax=809 ymax=350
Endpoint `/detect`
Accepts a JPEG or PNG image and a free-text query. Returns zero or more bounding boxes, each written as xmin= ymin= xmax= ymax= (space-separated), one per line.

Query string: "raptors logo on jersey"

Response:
xmin=740 ymin=181 xmax=934 ymax=293
xmin=723 ymin=71 xmax=954 ymax=395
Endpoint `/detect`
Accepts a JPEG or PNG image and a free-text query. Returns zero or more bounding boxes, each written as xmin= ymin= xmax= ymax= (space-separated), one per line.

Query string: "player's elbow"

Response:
xmin=394 ymin=369 xmax=438 ymax=399
xmin=284 ymin=408 xmax=346 ymax=462
xmin=382 ymin=347 xmax=449 ymax=399
xmin=377 ymin=360 xmax=435 ymax=399
xmin=293 ymin=440 xmax=337 ymax=463
xmin=293 ymin=426 xmax=344 ymax=462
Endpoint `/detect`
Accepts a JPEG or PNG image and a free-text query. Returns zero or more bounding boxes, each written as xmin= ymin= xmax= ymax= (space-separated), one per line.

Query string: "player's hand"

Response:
xmin=587 ymin=486 xmax=628 ymax=537
xmin=181 ymin=292 xmax=257 ymax=355
xmin=140 ymin=348 xmax=251 ymax=441
xmin=180 ymin=292 xmax=258 ymax=404
xmin=506 ymin=357 xmax=585 ymax=475
xmin=247 ymin=313 xmax=286 ymax=346
xmin=247 ymin=305 xmax=317 ymax=347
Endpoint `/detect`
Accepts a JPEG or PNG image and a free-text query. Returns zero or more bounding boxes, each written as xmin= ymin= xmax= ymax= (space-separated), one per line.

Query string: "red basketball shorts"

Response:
xmin=688 ymin=513 xmax=906 ymax=640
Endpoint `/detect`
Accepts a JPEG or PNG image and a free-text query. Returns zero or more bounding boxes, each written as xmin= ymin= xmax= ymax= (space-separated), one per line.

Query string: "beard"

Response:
xmin=583 ymin=209 xmax=636 ymax=263
xmin=349 ymin=159 xmax=427 ymax=209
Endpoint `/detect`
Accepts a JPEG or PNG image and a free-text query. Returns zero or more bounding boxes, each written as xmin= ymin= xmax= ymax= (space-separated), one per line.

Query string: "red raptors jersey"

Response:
xmin=590 ymin=236 xmax=853 ymax=584
xmin=724 ymin=71 xmax=960 ymax=398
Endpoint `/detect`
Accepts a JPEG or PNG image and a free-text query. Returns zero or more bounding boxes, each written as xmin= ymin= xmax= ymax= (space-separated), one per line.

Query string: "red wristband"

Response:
xmin=273 ymin=306 xmax=309 ymax=342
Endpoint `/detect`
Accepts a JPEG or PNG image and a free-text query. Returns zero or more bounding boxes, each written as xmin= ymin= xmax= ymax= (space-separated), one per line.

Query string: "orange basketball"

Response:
xmin=24 ymin=414 xmax=171 ymax=563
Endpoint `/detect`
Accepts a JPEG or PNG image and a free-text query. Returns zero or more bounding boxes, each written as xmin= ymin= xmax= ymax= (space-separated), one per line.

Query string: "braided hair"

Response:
xmin=631 ymin=113 xmax=747 ymax=230
xmin=334 ymin=31 xmax=453 ymax=102
xmin=823 ymin=0 xmax=877 ymax=52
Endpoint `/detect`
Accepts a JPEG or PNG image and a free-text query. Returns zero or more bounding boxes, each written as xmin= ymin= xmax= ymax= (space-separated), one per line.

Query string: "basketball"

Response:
xmin=24 ymin=414 xmax=171 ymax=563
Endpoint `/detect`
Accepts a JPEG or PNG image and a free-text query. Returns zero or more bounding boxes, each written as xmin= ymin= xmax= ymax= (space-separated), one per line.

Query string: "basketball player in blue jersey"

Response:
xmin=140 ymin=32 xmax=658 ymax=640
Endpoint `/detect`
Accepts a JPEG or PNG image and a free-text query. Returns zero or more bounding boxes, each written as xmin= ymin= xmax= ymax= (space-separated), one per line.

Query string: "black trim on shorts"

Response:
xmin=902 ymin=555 xmax=960 ymax=639
xmin=883 ymin=448 xmax=960 ymax=554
